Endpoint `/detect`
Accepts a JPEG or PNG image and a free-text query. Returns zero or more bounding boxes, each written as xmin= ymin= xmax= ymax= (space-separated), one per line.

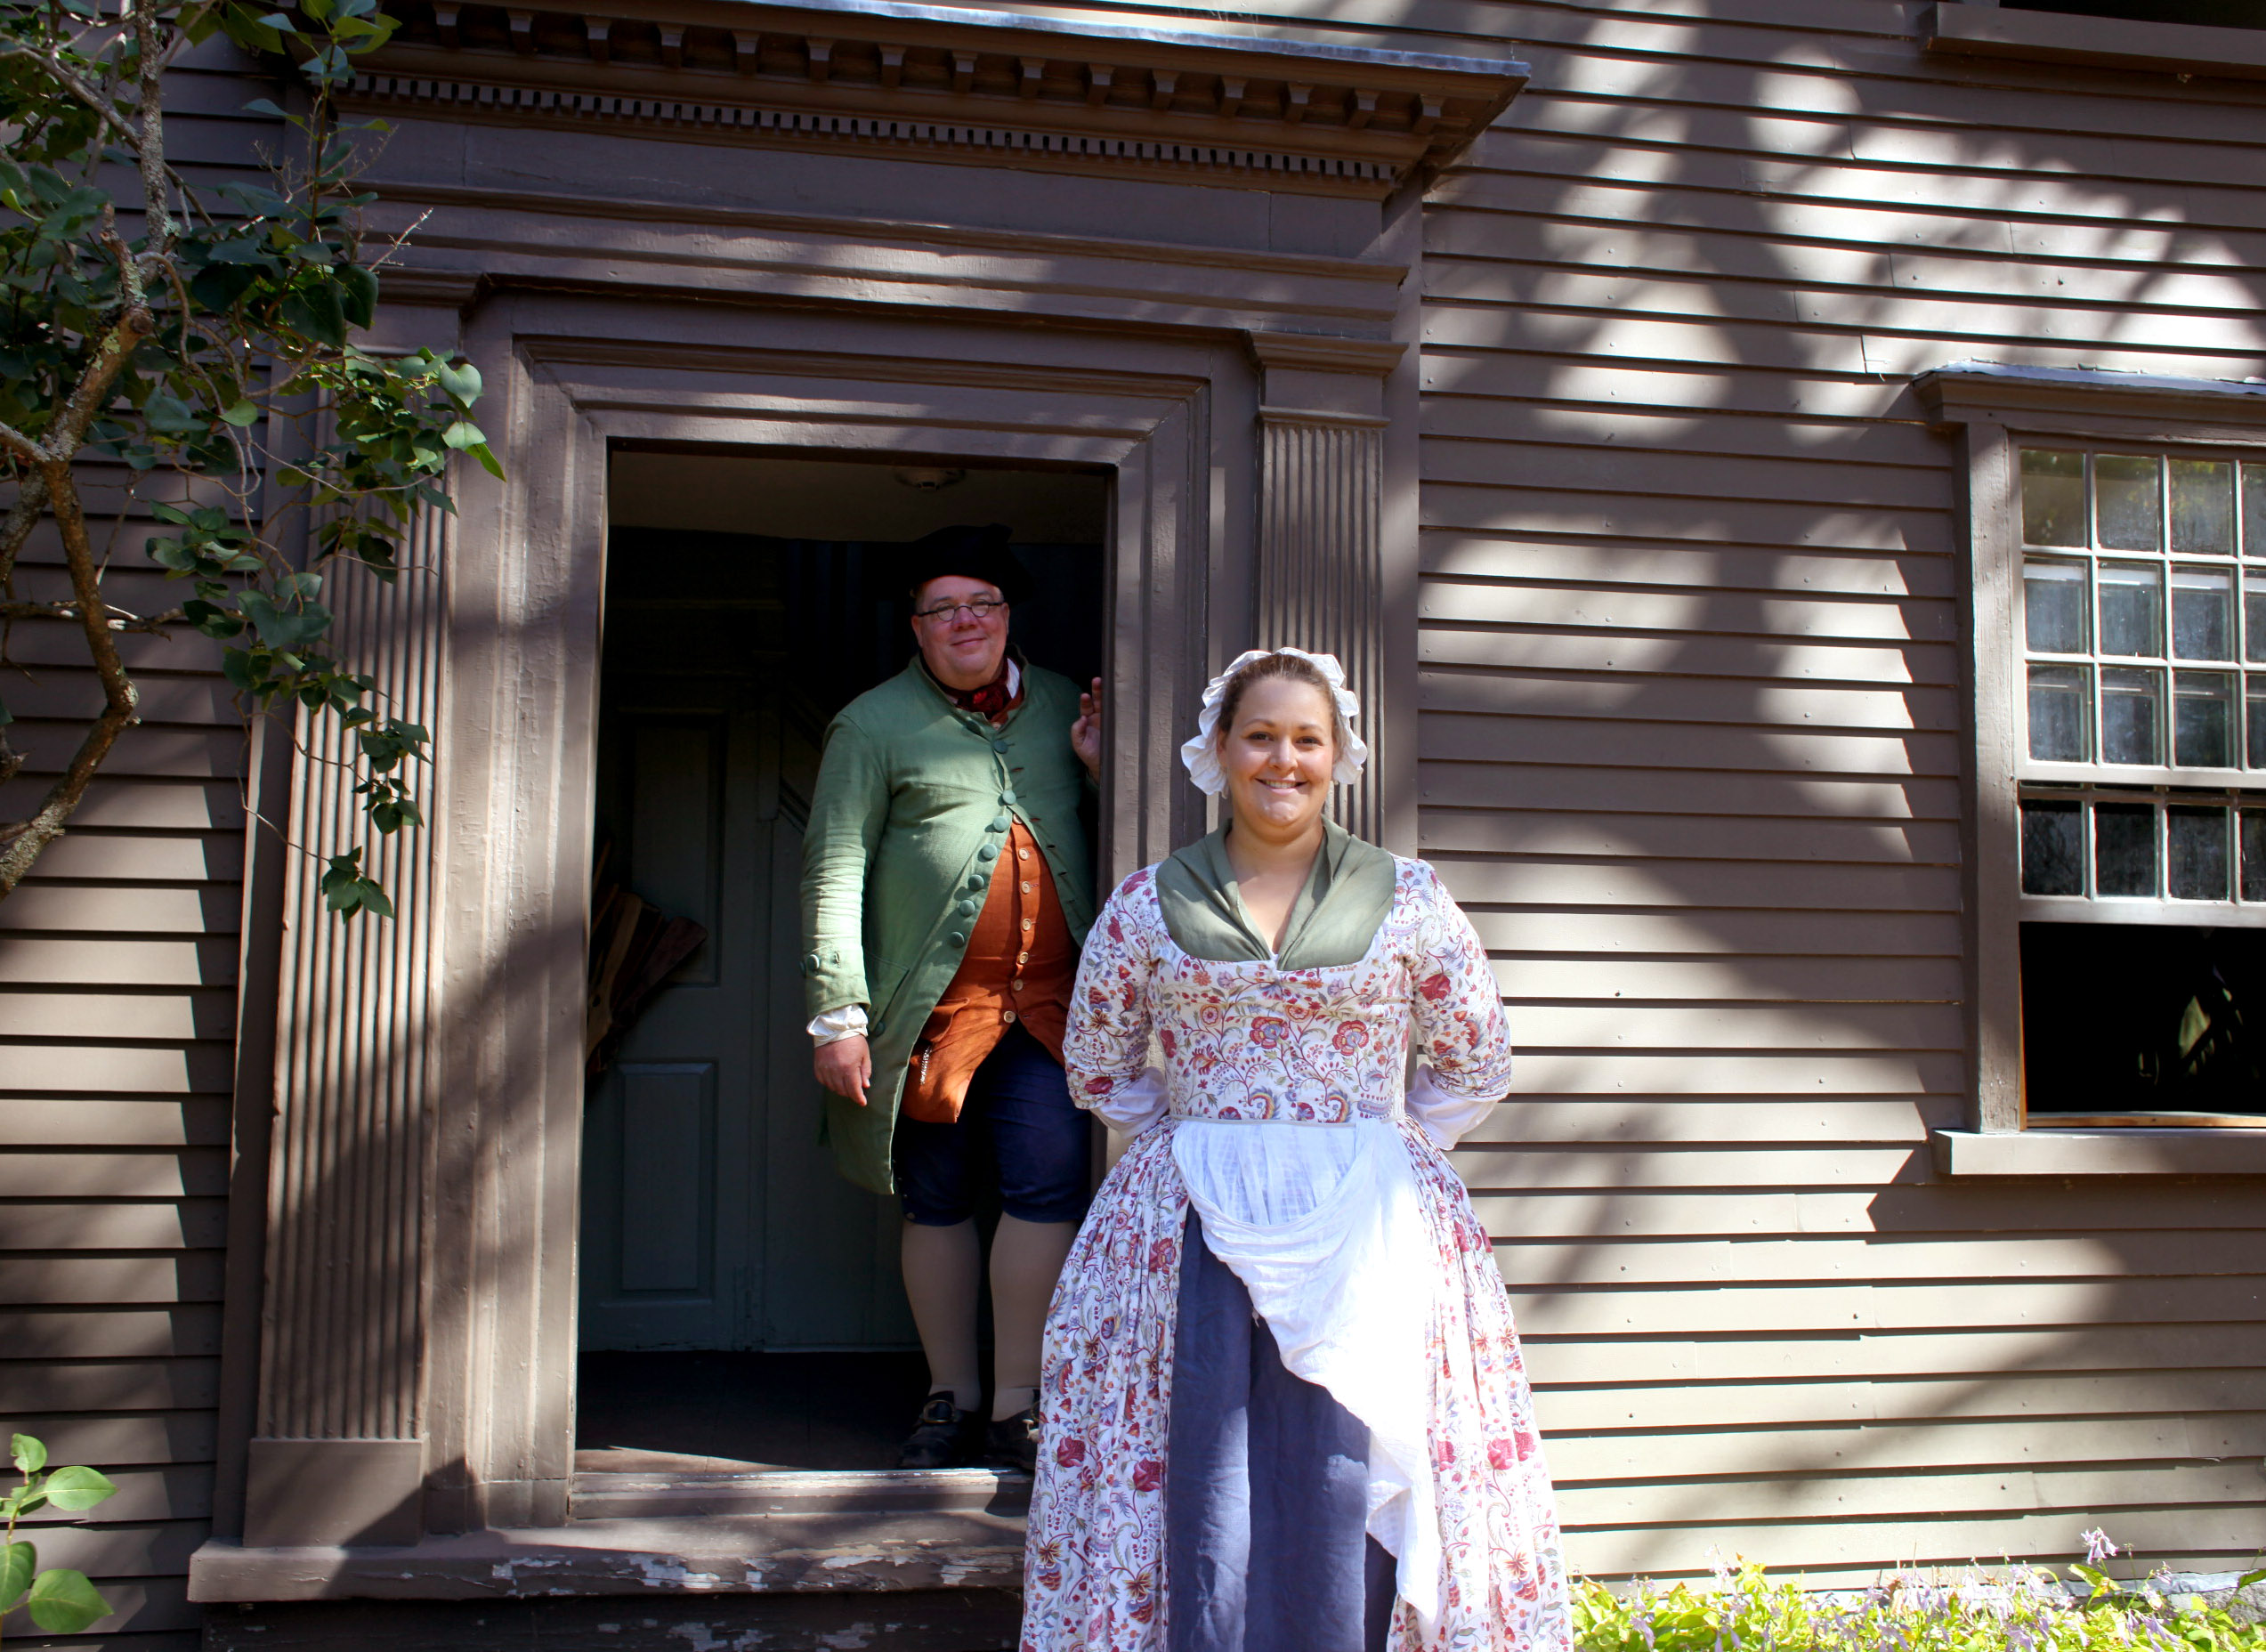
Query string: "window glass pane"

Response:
xmin=2246 ymin=462 xmax=2266 ymax=559
xmin=2168 ymin=806 xmax=2231 ymax=901
xmin=2171 ymin=458 xmax=2235 ymax=555
xmin=2100 ymin=667 xmax=2162 ymax=765
xmin=2020 ymin=800 xmax=2084 ymax=895
xmin=2171 ymin=566 xmax=2233 ymax=660
xmin=2245 ymin=812 xmax=2266 ymax=903
xmin=2098 ymin=563 xmax=2164 ymax=657
xmin=2093 ymin=801 xmax=2157 ymax=896
xmin=2020 ymin=449 xmax=2085 ymax=547
xmin=2027 ymin=665 xmax=2091 ymax=762
xmin=2246 ymin=570 xmax=2266 ymax=664
xmin=2173 ymin=671 xmax=2235 ymax=768
xmin=2253 ymin=675 xmax=2266 ymax=770
xmin=2095 ymin=454 xmax=2161 ymax=552
xmin=2022 ymin=560 xmax=2088 ymax=655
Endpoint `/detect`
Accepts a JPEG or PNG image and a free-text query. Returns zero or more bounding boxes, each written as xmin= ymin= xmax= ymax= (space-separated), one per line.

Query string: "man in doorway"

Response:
xmin=801 ymin=522 xmax=1101 ymax=1472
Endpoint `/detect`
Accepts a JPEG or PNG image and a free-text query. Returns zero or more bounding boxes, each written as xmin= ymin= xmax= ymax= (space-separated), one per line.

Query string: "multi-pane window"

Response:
xmin=2019 ymin=449 xmax=2266 ymax=773
xmin=2016 ymin=448 xmax=2266 ymax=914
xmin=2011 ymin=442 xmax=2266 ymax=1123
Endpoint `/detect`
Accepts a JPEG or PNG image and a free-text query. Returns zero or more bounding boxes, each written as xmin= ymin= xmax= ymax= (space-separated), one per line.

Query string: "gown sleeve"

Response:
xmin=1404 ymin=862 xmax=1515 ymax=1151
xmin=1064 ymin=871 xmax=1169 ymax=1137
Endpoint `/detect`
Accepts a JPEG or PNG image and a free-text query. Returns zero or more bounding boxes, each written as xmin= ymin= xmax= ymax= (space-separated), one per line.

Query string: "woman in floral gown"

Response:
xmin=1021 ymin=648 xmax=1571 ymax=1652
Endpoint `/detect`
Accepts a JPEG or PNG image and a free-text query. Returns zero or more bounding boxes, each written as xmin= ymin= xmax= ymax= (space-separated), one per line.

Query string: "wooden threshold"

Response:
xmin=571 ymin=1461 xmax=1032 ymax=1521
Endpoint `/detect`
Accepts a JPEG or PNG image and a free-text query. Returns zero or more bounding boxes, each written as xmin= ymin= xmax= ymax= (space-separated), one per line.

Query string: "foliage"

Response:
xmin=0 ymin=0 xmax=497 ymax=913
xmin=0 ymin=1432 xmax=117 ymax=1640
xmin=1573 ymin=1538 xmax=2266 ymax=1652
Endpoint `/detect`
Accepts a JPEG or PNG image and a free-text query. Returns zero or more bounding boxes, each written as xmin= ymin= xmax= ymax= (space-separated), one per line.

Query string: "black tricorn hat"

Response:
xmin=898 ymin=522 xmax=1029 ymax=606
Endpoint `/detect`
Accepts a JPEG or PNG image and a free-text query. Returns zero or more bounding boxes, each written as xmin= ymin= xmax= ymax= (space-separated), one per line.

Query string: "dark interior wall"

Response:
xmin=2005 ymin=0 xmax=2266 ymax=28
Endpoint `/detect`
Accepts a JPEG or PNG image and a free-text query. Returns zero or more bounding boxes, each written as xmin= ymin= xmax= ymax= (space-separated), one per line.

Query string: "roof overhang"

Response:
xmin=350 ymin=0 xmax=1528 ymax=198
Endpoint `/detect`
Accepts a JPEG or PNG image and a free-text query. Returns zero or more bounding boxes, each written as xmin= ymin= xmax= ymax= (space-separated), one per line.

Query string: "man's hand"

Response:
xmin=814 ymin=1034 xmax=873 ymax=1105
xmin=1072 ymin=676 xmax=1103 ymax=779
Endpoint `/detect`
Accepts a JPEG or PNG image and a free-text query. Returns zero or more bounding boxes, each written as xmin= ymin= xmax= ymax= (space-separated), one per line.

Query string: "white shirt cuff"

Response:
xmin=1084 ymin=1065 xmax=1170 ymax=1136
xmin=1405 ymin=1066 xmax=1501 ymax=1152
xmin=808 ymin=1005 xmax=869 ymax=1047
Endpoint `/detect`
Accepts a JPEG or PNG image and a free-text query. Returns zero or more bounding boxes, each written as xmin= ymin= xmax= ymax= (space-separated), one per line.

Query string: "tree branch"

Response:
xmin=0 ymin=471 xmax=51 ymax=592
xmin=42 ymin=291 xmax=154 ymax=463
xmin=0 ymin=39 xmax=142 ymax=152
xmin=129 ymin=0 xmax=174 ymax=259
xmin=0 ymin=599 xmax=182 ymax=631
xmin=0 ymin=465 xmax=142 ymax=896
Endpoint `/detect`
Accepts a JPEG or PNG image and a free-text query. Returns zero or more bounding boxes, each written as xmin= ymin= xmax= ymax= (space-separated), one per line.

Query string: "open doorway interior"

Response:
xmin=579 ymin=449 xmax=1108 ymax=1472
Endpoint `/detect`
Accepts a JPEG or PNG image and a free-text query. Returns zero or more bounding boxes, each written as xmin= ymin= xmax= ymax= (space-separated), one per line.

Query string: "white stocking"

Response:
xmin=989 ymin=1213 xmax=1078 ymax=1421
xmin=901 ymin=1219 xmax=982 ymax=1413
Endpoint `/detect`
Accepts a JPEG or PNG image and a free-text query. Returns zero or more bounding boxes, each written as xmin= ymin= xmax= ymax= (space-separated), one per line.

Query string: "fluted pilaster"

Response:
xmin=1256 ymin=410 xmax=1387 ymax=839
xmin=247 ymin=510 xmax=446 ymax=1547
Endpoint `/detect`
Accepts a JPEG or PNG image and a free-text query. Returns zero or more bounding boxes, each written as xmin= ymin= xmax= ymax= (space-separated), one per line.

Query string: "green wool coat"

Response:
xmin=800 ymin=657 xmax=1097 ymax=1195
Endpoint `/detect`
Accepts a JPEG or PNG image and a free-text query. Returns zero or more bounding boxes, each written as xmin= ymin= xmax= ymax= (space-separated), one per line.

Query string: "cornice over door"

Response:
xmin=352 ymin=0 xmax=1527 ymax=198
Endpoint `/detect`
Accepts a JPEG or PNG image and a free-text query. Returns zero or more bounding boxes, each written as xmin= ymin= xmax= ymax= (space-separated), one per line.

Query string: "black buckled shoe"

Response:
xmin=898 ymin=1393 xmax=981 ymax=1470
xmin=985 ymin=1403 xmax=1040 ymax=1475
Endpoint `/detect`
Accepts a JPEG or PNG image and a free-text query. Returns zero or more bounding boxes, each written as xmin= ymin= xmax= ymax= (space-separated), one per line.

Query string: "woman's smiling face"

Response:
xmin=1218 ymin=675 xmax=1336 ymax=839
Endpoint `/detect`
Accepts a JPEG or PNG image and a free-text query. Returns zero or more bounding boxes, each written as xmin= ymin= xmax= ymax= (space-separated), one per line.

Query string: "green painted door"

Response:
xmin=579 ymin=532 xmax=918 ymax=1352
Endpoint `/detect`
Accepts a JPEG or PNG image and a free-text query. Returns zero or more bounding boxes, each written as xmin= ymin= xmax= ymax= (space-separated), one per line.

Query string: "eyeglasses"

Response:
xmin=913 ymin=597 xmax=1008 ymax=624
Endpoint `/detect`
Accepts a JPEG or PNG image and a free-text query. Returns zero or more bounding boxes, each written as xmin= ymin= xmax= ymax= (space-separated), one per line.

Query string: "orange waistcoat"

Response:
xmin=900 ymin=818 xmax=1077 ymax=1123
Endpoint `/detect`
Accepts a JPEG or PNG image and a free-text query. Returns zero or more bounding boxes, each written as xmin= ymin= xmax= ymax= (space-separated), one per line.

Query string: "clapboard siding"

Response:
xmin=1410 ymin=0 xmax=2266 ymax=1583
xmin=0 ymin=38 xmax=278 ymax=1646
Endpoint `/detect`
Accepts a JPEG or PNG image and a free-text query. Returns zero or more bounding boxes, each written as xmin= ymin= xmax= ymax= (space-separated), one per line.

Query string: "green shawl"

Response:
xmin=1153 ymin=820 xmax=1397 ymax=968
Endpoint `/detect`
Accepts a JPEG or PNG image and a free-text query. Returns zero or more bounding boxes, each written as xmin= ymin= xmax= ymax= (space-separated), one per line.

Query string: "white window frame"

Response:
xmin=1917 ymin=363 xmax=2266 ymax=1175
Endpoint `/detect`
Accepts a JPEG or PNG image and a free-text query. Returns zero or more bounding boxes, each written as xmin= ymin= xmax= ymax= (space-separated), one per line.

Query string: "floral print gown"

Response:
xmin=1020 ymin=855 xmax=1572 ymax=1652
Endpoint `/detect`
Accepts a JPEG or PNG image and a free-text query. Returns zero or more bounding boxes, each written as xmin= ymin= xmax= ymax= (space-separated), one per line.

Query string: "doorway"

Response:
xmin=578 ymin=449 xmax=1108 ymax=1470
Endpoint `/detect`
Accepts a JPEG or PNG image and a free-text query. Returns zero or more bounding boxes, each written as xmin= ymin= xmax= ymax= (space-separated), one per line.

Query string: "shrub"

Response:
xmin=0 ymin=1432 xmax=117 ymax=1639
xmin=1574 ymin=1535 xmax=2266 ymax=1652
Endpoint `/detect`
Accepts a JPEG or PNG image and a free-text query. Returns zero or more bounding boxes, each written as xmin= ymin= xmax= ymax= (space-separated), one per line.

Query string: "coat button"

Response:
xmin=1001 ymin=1008 xmax=1018 ymax=1024
xmin=959 ymin=899 xmax=978 ymax=917
xmin=872 ymin=1020 xmax=885 ymax=1037
xmin=978 ymin=845 xmax=999 ymax=862
xmin=999 ymin=790 xmax=1016 ymax=806
xmin=949 ymin=931 xmax=967 ymax=946
xmin=992 ymin=740 xmax=1010 ymax=754
xmin=991 ymin=815 xmax=1011 ymax=832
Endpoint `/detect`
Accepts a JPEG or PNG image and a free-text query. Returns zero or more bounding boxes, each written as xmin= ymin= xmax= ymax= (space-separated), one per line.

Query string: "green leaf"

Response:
xmin=0 ymin=1540 xmax=33 ymax=1612
xmin=143 ymin=392 xmax=203 ymax=436
xmin=41 ymin=1467 xmax=116 ymax=1512
xmin=320 ymin=850 xmax=393 ymax=919
xmin=241 ymin=97 xmax=290 ymax=119
xmin=2238 ymin=1569 xmax=2266 ymax=1590
xmin=434 ymin=359 xmax=482 ymax=403
xmin=220 ymin=400 xmax=259 ymax=427
xmin=11 ymin=1436 xmax=45 ymax=1478
xmin=26 ymin=1567 xmax=111 ymax=1634
xmin=337 ymin=263 xmax=377 ymax=329
xmin=441 ymin=420 xmax=487 ymax=451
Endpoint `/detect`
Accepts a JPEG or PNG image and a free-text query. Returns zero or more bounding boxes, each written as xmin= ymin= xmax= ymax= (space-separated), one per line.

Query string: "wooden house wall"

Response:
xmin=0 ymin=39 xmax=282 ymax=1649
xmin=1394 ymin=0 xmax=2266 ymax=1588
xmin=6 ymin=0 xmax=2266 ymax=1638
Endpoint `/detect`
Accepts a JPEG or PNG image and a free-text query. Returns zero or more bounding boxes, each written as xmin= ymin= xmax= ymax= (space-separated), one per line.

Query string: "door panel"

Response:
xmin=616 ymin=1062 xmax=713 ymax=1292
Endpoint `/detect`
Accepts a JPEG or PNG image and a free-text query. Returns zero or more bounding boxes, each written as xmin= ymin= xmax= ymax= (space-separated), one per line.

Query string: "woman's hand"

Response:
xmin=1072 ymin=676 xmax=1103 ymax=778
xmin=814 ymin=1034 xmax=872 ymax=1105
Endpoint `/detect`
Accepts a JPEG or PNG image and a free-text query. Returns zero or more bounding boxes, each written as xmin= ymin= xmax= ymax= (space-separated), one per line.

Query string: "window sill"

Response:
xmin=1923 ymin=3 xmax=2266 ymax=82
xmin=1932 ymin=1127 xmax=2266 ymax=1177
